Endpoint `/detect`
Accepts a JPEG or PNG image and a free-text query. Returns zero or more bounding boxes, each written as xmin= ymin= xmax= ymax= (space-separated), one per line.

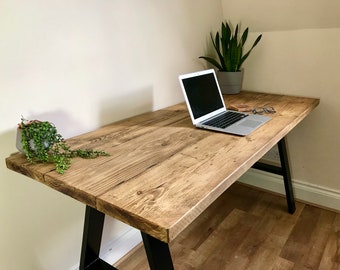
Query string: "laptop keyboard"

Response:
xmin=202 ymin=111 xmax=248 ymax=129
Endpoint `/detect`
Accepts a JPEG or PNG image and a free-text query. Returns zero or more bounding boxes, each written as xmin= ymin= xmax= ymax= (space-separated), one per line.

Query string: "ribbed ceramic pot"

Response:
xmin=16 ymin=129 xmax=24 ymax=152
xmin=16 ymin=128 xmax=51 ymax=153
xmin=216 ymin=69 xmax=244 ymax=95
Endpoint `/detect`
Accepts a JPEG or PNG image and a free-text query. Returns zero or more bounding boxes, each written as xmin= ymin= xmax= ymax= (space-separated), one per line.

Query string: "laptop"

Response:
xmin=178 ymin=69 xmax=271 ymax=136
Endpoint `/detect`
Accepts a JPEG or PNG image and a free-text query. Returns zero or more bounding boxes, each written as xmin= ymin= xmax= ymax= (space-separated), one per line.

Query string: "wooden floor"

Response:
xmin=115 ymin=183 xmax=340 ymax=270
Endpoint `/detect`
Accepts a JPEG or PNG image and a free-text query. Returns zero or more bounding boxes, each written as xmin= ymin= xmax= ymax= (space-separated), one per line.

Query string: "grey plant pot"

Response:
xmin=216 ymin=70 xmax=244 ymax=95
xmin=16 ymin=129 xmax=24 ymax=153
xmin=16 ymin=128 xmax=51 ymax=153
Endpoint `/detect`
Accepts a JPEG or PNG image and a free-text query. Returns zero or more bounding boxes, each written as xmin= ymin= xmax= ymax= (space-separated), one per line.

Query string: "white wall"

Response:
xmin=222 ymin=0 xmax=340 ymax=192
xmin=0 ymin=1 xmax=223 ymax=269
xmin=3 ymin=1 xmax=339 ymax=269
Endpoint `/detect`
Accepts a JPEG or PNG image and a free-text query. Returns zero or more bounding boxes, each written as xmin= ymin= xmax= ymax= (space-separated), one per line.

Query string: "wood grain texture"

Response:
xmin=115 ymin=183 xmax=340 ymax=270
xmin=5 ymin=91 xmax=320 ymax=243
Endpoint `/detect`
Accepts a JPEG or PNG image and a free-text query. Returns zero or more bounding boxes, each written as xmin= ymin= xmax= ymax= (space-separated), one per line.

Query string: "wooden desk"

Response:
xmin=6 ymin=91 xmax=319 ymax=270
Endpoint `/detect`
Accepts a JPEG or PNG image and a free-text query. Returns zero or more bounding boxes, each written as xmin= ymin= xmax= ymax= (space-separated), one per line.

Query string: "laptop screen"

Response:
xmin=181 ymin=72 xmax=224 ymax=119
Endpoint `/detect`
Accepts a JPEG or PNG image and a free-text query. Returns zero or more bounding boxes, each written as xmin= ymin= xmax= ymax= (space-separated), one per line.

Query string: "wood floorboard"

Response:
xmin=114 ymin=182 xmax=340 ymax=270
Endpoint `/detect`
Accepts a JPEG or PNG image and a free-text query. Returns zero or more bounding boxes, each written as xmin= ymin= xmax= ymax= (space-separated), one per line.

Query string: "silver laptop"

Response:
xmin=178 ymin=69 xmax=271 ymax=136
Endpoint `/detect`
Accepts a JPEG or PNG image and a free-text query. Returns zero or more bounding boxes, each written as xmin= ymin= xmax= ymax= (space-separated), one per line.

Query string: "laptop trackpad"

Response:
xmin=240 ymin=119 xmax=262 ymax=128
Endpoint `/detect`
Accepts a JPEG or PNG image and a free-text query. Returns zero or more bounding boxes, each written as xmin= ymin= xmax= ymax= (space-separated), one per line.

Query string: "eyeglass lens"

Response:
xmin=253 ymin=106 xmax=276 ymax=114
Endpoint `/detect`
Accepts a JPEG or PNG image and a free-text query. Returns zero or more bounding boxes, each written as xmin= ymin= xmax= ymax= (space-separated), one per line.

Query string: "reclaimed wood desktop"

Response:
xmin=6 ymin=91 xmax=319 ymax=270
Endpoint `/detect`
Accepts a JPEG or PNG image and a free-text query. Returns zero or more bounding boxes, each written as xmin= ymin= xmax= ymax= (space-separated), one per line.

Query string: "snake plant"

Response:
xmin=199 ymin=21 xmax=262 ymax=72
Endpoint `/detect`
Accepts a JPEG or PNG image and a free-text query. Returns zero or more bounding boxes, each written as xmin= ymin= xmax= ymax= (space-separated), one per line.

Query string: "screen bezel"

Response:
xmin=179 ymin=69 xmax=226 ymax=125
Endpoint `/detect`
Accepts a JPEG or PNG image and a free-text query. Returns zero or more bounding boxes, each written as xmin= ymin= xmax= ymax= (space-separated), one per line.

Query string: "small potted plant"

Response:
xmin=16 ymin=117 xmax=109 ymax=174
xmin=199 ymin=21 xmax=262 ymax=94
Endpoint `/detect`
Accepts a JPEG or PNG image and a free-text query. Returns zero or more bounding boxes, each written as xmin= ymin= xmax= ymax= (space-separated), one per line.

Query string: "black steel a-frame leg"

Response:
xmin=79 ymin=206 xmax=174 ymax=270
xmin=252 ymin=137 xmax=296 ymax=214
xmin=277 ymin=137 xmax=296 ymax=213
xmin=79 ymin=206 xmax=117 ymax=270
xmin=141 ymin=232 xmax=174 ymax=270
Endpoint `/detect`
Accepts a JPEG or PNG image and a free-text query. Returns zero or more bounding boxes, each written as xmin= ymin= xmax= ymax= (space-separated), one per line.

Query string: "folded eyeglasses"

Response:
xmin=252 ymin=106 xmax=276 ymax=114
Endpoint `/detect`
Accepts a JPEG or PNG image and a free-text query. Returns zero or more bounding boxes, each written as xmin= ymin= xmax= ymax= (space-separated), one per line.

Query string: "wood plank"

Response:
xmin=317 ymin=214 xmax=340 ymax=270
xmin=5 ymin=92 xmax=320 ymax=243
xmin=44 ymin=122 xmax=208 ymax=207
xmin=280 ymin=205 xmax=338 ymax=269
xmin=97 ymin=94 xmax=319 ymax=242
xmin=271 ymin=257 xmax=295 ymax=270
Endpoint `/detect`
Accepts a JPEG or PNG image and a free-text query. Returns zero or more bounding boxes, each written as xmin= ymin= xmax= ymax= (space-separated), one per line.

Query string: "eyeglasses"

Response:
xmin=252 ymin=106 xmax=276 ymax=114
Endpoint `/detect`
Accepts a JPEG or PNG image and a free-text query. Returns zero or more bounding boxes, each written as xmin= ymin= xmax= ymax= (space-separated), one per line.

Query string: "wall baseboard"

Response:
xmin=238 ymin=168 xmax=340 ymax=212
xmin=69 ymin=228 xmax=142 ymax=270
xmin=100 ymin=227 xmax=142 ymax=265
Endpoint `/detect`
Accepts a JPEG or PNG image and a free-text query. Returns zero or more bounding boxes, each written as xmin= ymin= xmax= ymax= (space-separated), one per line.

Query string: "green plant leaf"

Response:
xmin=240 ymin=28 xmax=249 ymax=46
xmin=198 ymin=56 xmax=223 ymax=70
xmin=234 ymin=24 xmax=239 ymax=44
xmin=239 ymin=34 xmax=262 ymax=69
xmin=210 ymin=32 xmax=225 ymax=70
xmin=213 ymin=32 xmax=219 ymax=53
xmin=221 ymin=22 xmax=230 ymax=59
xmin=199 ymin=21 xmax=262 ymax=72
xmin=228 ymin=37 xmax=242 ymax=71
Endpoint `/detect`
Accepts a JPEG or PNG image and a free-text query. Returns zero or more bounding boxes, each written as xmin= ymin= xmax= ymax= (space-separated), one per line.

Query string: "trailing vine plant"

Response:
xmin=18 ymin=117 xmax=109 ymax=174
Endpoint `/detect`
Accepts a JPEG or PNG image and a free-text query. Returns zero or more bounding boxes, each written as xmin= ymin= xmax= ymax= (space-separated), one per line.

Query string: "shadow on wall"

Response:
xmin=1 ymin=87 xmax=154 ymax=269
xmin=1 ymin=127 xmax=84 ymax=270
xmin=99 ymin=86 xmax=154 ymax=125
xmin=16 ymin=111 xmax=92 ymax=139
xmin=1 ymin=129 xmax=17 ymax=159
xmin=0 ymin=85 xmax=154 ymax=270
